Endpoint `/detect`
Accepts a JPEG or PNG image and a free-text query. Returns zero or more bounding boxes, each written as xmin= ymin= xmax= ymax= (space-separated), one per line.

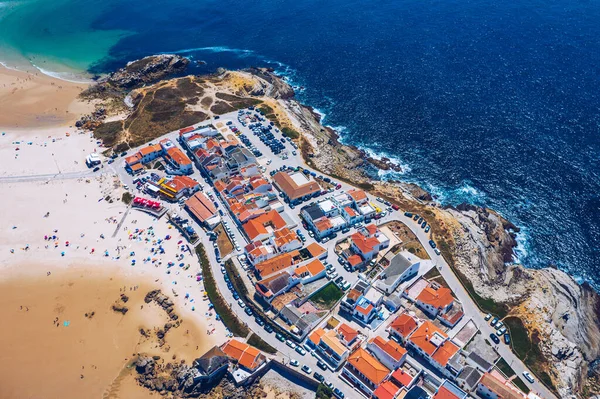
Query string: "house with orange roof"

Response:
xmin=159 ymin=175 xmax=200 ymax=200
xmin=254 ymin=250 xmax=300 ymax=279
xmin=291 ymin=258 xmax=326 ymax=285
xmin=347 ymin=188 xmax=369 ymax=204
xmin=415 ymin=285 xmax=455 ymax=318
xmin=220 ymin=339 xmax=266 ymax=372
xmin=342 ymin=206 xmax=362 ymax=224
xmin=388 ymin=313 xmax=419 ymax=344
xmin=337 ymin=323 xmax=360 ymax=347
xmin=270 ymin=227 xmax=302 ymax=253
xmin=434 ymin=380 xmax=468 ymax=399
xmin=185 ymin=192 xmax=219 ymax=228
xmin=367 ymin=336 xmax=408 ymax=370
xmin=372 ymin=380 xmax=403 ymax=399
xmin=244 ymin=241 xmax=276 ymax=265
xmin=306 ymin=242 xmax=328 ymax=260
xmin=165 ymin=147 xmax=193 ymax=175
xmin=242 ymin=209 xmax=287 ymax=242
xmin=350 ymin=225 xmax=390 ymax=262
xmin=313 ymin=328 xmax=351 ymax=369
xmin=272 ymin=170 xmax=321 ymax=205
xmin=342 ymin=347 xmax=391 ymax=394
xmin=220 ymin=339 xmax=267 ymax=385
xmin=407 ymin=321 xmax=462 ymax=378
xmin=476 ymin=372 xmax=526 ymax=399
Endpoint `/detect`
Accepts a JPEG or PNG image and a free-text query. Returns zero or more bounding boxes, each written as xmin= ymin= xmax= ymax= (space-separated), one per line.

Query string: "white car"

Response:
xmin=285 ymin=340 xmax=297 ymax=349
xmin=220 ymin=267 xmax=226 ymax=274
xmin=522 ymin=372 xmax=535 ymax=384
xmin=289 ymin=359 xmax=299 ymax=367
xmin=237 ymin=299 xmax=246 ymax=309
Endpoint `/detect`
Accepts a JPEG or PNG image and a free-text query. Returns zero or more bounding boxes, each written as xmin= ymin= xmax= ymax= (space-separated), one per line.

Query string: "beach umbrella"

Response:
xmin=61 ymin=252 xmax=65 ymax=256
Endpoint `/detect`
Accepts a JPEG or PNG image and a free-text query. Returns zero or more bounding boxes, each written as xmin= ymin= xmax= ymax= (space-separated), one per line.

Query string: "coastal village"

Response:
xmin=78 ymin=104 xmax=547 ymax=399
xmin=2 ymin=59 xmax=596 ymax=399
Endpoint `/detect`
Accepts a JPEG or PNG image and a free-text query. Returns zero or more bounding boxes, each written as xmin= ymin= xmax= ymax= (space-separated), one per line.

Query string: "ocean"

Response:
xmin=1 ymin=0 xmax=599 ymax=289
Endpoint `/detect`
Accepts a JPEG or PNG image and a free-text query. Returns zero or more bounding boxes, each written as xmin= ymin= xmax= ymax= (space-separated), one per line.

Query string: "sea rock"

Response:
xmin=106 ymin=55 xmax=189 ymax=90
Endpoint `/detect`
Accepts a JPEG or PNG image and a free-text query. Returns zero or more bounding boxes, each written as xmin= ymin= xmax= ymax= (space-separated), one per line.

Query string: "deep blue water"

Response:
xmin=3 ymin=0 xmax=600 ymax=289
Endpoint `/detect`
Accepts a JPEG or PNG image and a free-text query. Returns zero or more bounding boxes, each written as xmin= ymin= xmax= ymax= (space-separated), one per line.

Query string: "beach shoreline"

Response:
xmin=0 ymin=65 xmax=94 ymax=130
xmin=0 ymin=121 xmax=227 ymax=398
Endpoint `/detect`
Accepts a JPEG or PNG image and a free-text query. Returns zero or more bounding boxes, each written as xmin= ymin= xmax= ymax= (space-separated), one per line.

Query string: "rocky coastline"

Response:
xmin=82 ymin=56 xmax=599 ymax=397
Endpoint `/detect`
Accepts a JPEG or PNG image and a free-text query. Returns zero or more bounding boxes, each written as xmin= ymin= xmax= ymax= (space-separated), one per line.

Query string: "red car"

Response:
xmin=392 ymin=204 xmax=400 ymax=211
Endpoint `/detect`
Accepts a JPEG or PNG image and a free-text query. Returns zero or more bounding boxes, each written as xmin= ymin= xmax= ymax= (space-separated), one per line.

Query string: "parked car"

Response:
xmin=504 ymin=333 xmax=511 ymax=345
xmin=295 ymin=346 xmax=306 ymax=356
xmin=237 ymin=299 xmax=245 ymax=309
xmin=316 ymin=360 xmax=328 ymax=370
xmin=490 ymin=333 xmax=500 ymax=344
xmin=434 ymin=248 xmax=441 ymax=255
xmin=484 ymin=313 xmax=492 ymax=321
xmin=276 ymin=333 xmax=285 ymax=342
xmin=324 ymin=381 xmax=333 ymax=389
xmin=301 ymin=365 xmax=312 ymax=374
xmin=289 ymin=359 xmax=299 ymax=367
xmin=523 ymin=371 xmax=535 ymax=384
xmin=333 ymin=388 xmax=345 ymax=398
xmin=490 ymin=317 xmax=499 ymax=327
xmin=264 ymin=324 xmax=273 ymax=333
xmin=285 ymin=339 xmax=297 ymax=349
xmin=429 ymin=240 xmax=437 ymax=249
xmin=314 ymin=372 xmax=324 ymax=382
xmin=244 ymin=307 xmax=253 ymax=316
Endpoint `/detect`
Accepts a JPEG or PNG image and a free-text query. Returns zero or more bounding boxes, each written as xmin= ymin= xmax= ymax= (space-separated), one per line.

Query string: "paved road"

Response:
xmin=0 ymin=169 xmax=99 ymax=183
xmin=114 ymin=112 xmax=554 ymax=399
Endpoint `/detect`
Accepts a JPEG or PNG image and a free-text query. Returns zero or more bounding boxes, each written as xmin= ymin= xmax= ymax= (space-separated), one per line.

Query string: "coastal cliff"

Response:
xmin=83 ymin=58 xmax=600 ymax=397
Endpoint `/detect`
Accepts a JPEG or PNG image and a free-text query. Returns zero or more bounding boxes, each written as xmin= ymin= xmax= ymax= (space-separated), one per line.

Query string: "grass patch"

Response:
xmin=512 ymin=376 xmax=531 ymax=394
xmin=496 ymin=357 xmax=516 ymax=377
xmin=282 ymin=127 xmax=300 ymax=140
xmin=247 ymin=333 xmax=277 ymax=354
xmin=423 ymin=267 xmax=441 ymax=280
xmin=316 ymin=384 xmax=334 ymax=399
xmin=195 ymin=244 xmax=249 ymax=337
xmin=214 ymin=224 xmax=234 ymax=257
xmin=309 ymin=282 xmax=344 ymax=309
xmin=224 ymin=259 xmax=248 ymax=298
xmin=504 ymin=316 xmax=556 ymax=394
xmin=121 ymin=192 xmax=133 ymax=205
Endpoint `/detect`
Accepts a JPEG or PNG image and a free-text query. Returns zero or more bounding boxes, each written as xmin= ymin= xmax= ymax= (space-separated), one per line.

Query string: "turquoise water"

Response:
xmin=1 ymin=0 xmax=600 ymax=290
xmin=0 ymin=0 xmax=129 ymax=75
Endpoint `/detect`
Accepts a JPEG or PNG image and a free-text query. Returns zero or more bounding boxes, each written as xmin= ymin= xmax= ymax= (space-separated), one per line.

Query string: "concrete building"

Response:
xmin=376 ymin=252 xmax=420 ymax=295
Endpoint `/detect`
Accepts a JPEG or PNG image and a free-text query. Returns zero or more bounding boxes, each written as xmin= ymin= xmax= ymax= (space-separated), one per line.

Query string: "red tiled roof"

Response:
xmin=272 ymin=171 xmax=320 ymax=201
xmin=389 ymin=313 xmax=418 ymax=339
xmin=408 ymin=321 xmax=447 ymax=356
xmin=242 ymin=210 xmax=287 ymax=241
xmin=221 ymin=339 xmax=264 ymax=370
xmin=347 ymin=189 xmax=368 ymax=202
xmin=416 ymin=286 xmax=454 ymax=309
xmin=347 ymin=254 xmax=363 ymax=267
xmin=373 ymin=380 xmax=402 ymax=399
xmin=391 ymin=368 xmax=414 ymax=387
xmin=306 ymin=242 xmax=326 ymax=258
xmin=185 ymin=192 xmax=216 ymax=222
xmin=433 ymin=386 xmax=462 ymax=399
xmin=294 ymin=258 xmax=325 ymax=278
xmin=255 ymin=251 xmax=299 ymax=277
xmin=432 ymin=340 xmax=460 ymax=367
xmin=166 ymin=147 xmax=192 ymax=166
xmin=351 ymin=231 xmax=380 ymax=254
xmin=337 ymin=323 xmax=358 ymax=343
xmin=347 ymin=348 xmax=390 ymax=386
xmin=370 ymin=336 xmax=407 ymax=361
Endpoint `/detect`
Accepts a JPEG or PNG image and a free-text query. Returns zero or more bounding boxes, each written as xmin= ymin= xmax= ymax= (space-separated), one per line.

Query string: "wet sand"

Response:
xmin=0 ymin=65 xmax=94 ymax=129
xmin=0 ymin=267 xmax=216 ymax=399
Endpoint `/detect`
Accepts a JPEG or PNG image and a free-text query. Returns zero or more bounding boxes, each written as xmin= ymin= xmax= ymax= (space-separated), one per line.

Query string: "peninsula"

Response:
xmin=0 ymin=55 xmax=598 ymax=399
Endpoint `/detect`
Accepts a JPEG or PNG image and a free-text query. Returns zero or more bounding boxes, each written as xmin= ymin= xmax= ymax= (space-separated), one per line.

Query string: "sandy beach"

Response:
xmin=0 ymin=107 xmax=227 ymax=397
xmin=0 ymin=65 xmax=94 ymax=129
